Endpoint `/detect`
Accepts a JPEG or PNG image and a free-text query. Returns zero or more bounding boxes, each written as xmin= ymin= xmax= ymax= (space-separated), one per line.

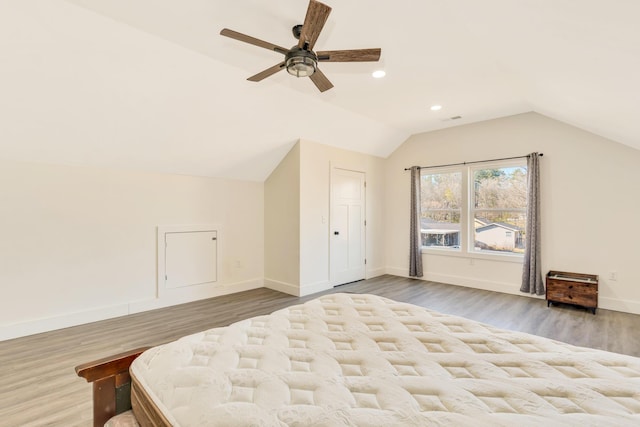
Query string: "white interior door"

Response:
xmin=330 ymin=168 xmax=366 ymax=286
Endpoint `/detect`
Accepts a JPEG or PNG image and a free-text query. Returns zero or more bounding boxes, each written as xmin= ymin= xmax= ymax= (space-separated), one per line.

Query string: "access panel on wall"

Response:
xmin=157 ymin=226 xmax=218 ymax=293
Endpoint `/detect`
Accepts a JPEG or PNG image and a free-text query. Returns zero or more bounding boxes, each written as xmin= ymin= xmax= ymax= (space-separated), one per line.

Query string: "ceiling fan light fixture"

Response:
xmin=285 ymin=48 xmax=318 ymax=78
xmin=286 ymin=56 xmax=316 ymax=77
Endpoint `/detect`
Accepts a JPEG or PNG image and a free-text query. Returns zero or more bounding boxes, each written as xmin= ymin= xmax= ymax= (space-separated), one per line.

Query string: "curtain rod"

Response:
xmin=404 ymin=153 xmax=543 ymax=171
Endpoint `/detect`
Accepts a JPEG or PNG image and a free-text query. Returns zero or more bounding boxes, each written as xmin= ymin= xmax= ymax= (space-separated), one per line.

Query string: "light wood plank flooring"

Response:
xmin=1 ymin=275 xmax=639 ymax=426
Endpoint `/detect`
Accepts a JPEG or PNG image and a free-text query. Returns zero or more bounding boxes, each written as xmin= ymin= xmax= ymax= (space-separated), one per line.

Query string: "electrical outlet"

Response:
xmin=609 ymin=271 xmax=617 ymax=281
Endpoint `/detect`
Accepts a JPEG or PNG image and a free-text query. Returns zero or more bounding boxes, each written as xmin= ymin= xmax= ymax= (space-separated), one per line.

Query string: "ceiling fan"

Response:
xmin=220 ymin=0 xmax=381 ymax=92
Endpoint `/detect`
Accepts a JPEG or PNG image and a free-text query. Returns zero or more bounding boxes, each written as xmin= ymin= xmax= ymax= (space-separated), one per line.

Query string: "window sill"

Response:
xmin=421 ymin=247 xmax=524 ymax=264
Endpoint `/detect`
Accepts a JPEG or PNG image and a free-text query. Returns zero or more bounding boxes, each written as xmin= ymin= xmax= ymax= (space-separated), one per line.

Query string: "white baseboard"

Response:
xmin=0 ymin=278 xmax=263 ymax=342
xmin=0 ymin=303 xmax=130 ymax=342
xmin=424 ymin=272 xmax=533 ymax=297
xmin=264 ymin=279 xmax=300 ymax=296
xmin=599 ymin=296 xmax=640 ymax=315
xmin=263 ymin=279 xmax=331 ymax=297
xmin=130 ymin=278 xmax=263 ymax=313
xmin=385 ymin=267 xmax=410 ymax=278
xmin=385 ymin=267 xmax=543 ymax=299
xmin=386 ymin=267 xmax=640 ymax=312
xmin=5 ymin=273 xmax=637 ymax=342
xmin=300 ymin=280 xmax=332 ymax=297
xmin=366 ymin=267 xmax=386 ymax=279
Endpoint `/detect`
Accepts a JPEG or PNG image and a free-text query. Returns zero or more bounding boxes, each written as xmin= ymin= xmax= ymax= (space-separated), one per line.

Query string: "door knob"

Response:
xmin=334 ymin=231 xmax=339 ymax=235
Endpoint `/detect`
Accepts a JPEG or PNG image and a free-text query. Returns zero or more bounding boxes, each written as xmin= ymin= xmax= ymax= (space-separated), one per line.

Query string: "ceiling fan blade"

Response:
xmin=247 ymin=62 xmax=286 ymax=82
xmin=298 ymin=0 xmax=332 ymax=50
xmin=220 ymin=28 xmax=288 ymax=55
xmin=317 ymin=48 xmax=381 ymax=62
xmin=309 ymin=69 xmax=334 ymax=92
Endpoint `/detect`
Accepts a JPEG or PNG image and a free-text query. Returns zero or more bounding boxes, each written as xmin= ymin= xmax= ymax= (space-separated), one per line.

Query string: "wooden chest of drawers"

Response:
xmin=546 ymin=270 xmax=598 ymax=314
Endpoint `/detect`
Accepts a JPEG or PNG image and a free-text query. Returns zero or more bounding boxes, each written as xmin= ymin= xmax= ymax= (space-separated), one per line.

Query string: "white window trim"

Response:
xmin=420 ymin=159 xmax=526 ymax=263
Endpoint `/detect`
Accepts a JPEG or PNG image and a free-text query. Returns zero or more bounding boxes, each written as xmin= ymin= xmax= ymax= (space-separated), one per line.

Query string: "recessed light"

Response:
xmin=430 ymin=105 xmax=442 ymax=111
xmin=372 ymin=70 xmax=386 ymax=79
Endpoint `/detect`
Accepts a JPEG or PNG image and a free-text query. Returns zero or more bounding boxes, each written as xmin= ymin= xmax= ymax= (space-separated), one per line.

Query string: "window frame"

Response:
xmin=419 ymin=167 xmax=464 ymax=254
xmin=420 ymin=159 xmax=527 ymax=263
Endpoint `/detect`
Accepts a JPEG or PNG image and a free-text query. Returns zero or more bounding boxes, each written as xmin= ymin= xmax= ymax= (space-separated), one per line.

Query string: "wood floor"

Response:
xmin=1 ymin=275 xmax=639 ymax=426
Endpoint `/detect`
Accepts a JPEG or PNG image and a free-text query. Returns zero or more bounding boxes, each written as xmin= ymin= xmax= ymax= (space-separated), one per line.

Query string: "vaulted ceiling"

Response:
xmin=1 ymin=1 xmax=638 ymax=181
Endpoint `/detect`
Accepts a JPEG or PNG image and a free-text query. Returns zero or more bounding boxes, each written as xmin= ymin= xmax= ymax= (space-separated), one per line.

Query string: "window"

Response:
xmin=420 ymin=160 xmax=527 ymax=257
xmin=472 ymin=165 xmax=527 ymax=254
xmin=420 ymin=171 xmax=461 ymax=248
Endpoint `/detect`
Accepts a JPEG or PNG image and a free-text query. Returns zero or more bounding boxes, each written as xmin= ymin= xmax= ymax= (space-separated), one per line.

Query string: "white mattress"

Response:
xmin=130 ymin=293 xmax=640 ymax=426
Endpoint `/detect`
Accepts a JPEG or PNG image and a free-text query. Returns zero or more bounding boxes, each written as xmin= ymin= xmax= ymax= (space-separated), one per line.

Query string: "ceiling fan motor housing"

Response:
xmin=285 ymin=47 xmax=318 ymax=77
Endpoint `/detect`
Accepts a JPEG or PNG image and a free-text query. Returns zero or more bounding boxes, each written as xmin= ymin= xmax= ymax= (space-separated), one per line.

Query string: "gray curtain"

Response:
xmin=521 ymin=153 xmax=543 ymax=294
xmin=409 ymin=166 xmax=423 ymax=277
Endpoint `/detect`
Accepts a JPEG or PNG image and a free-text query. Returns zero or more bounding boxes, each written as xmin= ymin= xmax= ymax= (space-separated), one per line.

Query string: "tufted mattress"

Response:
xmin=129 ymin=293 xmax=640 ymax=426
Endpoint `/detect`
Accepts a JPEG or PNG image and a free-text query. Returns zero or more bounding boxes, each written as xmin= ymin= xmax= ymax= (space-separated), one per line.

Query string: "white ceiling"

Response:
xmin=1 ymin=0 xmax=639 ymax=181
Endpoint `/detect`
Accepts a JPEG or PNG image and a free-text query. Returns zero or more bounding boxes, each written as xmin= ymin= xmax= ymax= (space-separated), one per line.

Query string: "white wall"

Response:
xmin=384 ymin=112 xmax=640 ymax=314
xmin=5 ymin=111 xmax=639 ymax=341
xmin=0 ymin=159 xmax=264 ymax=340
xmin=263 ymin=140 xmax=386 ymax=297
xmin=299 ymin=140 xmax=386 ymax=295
xmin=264 ymin=143 xmax=300 ymax=295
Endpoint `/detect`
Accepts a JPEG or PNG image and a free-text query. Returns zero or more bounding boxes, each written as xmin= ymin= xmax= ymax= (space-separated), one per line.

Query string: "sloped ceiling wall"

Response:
xmin=0 ymin=1 xmax=407 ymax=181
xmin=1 ymin=0 xmax=639 ymax=181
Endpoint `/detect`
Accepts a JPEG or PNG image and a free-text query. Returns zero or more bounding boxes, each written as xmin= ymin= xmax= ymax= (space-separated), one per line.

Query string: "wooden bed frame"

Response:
xmin=76 ymin=347 xmax=150 ymax=427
